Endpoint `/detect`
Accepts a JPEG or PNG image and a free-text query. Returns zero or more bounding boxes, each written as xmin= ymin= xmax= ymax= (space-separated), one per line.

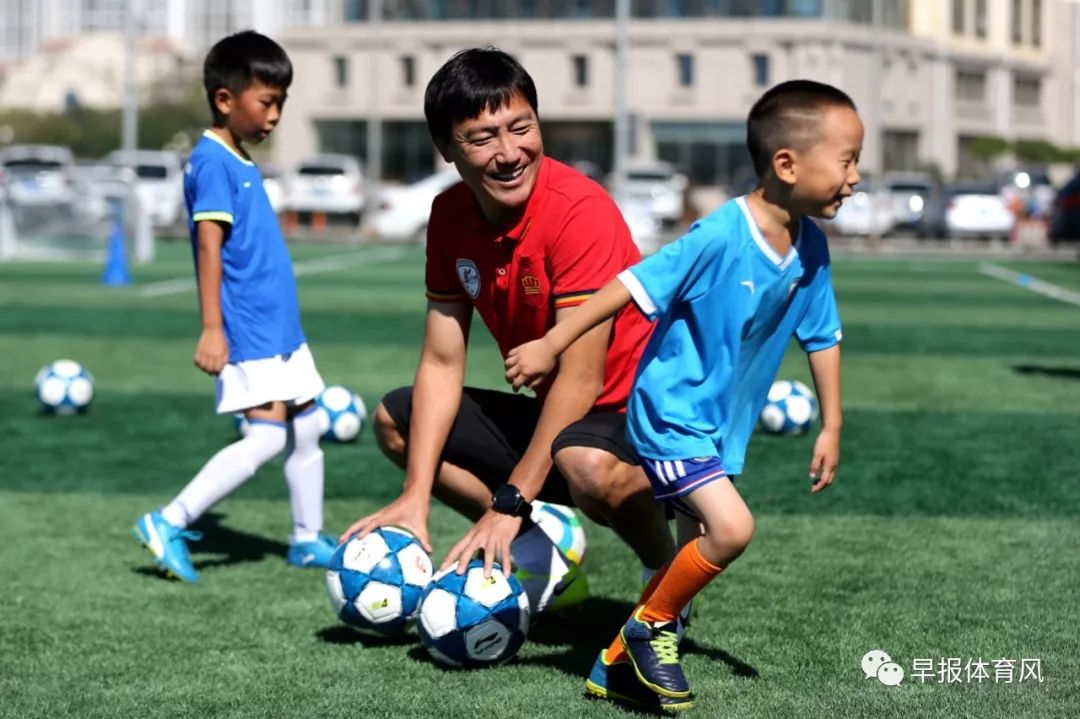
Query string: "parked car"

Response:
xmin=285 ymin=154 xmax=364 ymax=223
xmin=105 ymin=149 xmax=184 ymax=228
xmin=371 ymin=168 xmax=461 ymax=242
xmin=919 ymin=182 xmax=1014 ymax=239
xmin=70 ymin=162 xmax=133 ymax=224
xmin=260 ymin=162 xmax=286 ymax=214
xmin=611 ymin=162 xmax=688 ymax=227
xmin=612 ymin=193 xmax=663 ymax=255
xmin=828 ymin=176 xmax=894 ymax=236
xmin=0 ymin=144 xmax=77 ymax=207
xmin=1049 ymin=169 xmax=1080 ymax=243
xmin=883 ymin=172 xmax=936 ymax=231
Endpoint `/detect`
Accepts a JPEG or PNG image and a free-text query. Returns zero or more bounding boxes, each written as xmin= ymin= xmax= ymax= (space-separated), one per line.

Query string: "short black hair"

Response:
xmin=746 ymin=79 xmax=857 ymax=177
xmin=203 ymin=30 xmax=292 ymax=120
xmin=424 ymin=47 xmax=539 ymax=145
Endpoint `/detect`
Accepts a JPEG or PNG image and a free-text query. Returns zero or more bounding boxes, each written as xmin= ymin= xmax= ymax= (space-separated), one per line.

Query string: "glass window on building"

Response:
xmin=1011 ymin=0 xmax=1023 ymax=44
xmin=882 ymin=130 xmax=919 ymax=172
xmin=677 ymin=53 xmax=695 ymax=87
xmin=652 ymin=121 xmax=750 ymax=188
xmin=952 ymin=0 xmax=965 ymax=34
xmin=1014 ymin=76 xmax=1041 ymax=107
xmin=544 ymin=122 xmax=613 ymax=175
xmin=1032 ymin=0 xmax=1041 ymax=47
xmin=752 ymin=53 xmax=769 ymax=86
xmin=975 ymin=0 xmax=987 ymax=38
xmin=572 ymin=54 xmax=589 ymax=88
xmin=333 ymin=56 xmax=349 ymax=88
xmin=314 ymin=120 xmax=436 ymax=181
xmin=955 ymin=69 xmax=987 ymax=102
xmin=401 ymin=55 xmax=416 ymax=87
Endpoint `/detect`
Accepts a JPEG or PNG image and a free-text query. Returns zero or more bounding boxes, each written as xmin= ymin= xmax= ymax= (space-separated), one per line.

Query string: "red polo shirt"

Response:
xmin=425 ymin=156 xmax=652 ymax=412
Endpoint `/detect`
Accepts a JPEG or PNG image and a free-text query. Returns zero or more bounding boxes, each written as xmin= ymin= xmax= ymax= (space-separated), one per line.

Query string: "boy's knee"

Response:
xmin=702 ymin=511 xmax=755 ymax=559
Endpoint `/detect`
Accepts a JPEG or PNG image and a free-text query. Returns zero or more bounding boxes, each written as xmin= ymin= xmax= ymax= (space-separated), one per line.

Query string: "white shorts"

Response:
xmin=214 ymin=343 xmax=325 ymax=415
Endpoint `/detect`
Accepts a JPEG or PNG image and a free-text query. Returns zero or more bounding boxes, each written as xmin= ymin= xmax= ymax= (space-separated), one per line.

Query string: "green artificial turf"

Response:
xmin=2 ymin=246 xmax=1078 ymax=718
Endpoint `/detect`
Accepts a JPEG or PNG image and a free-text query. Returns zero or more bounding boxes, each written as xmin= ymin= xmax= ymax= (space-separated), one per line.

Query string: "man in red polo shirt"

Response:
xmin=342 ymin=48 xmax=675 ymax=599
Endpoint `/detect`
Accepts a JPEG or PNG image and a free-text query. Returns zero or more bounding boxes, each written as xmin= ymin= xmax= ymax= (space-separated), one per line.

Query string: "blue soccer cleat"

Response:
xmin=620 ymin=607 xmax=692 ymax=699
xmin=132 ymin=510 xmax=201 ymax=583
xmin=585 ymin=650 xmax=694 ymax=713
xmin=286 ymin=534 xmax=338 ymax=568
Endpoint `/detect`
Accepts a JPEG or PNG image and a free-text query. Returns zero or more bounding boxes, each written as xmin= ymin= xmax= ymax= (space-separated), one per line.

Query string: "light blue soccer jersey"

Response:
xmin=619 ymin=196 xmax=842 ymax=474
xmin=184 ymin=130 xmax=305 ymax=362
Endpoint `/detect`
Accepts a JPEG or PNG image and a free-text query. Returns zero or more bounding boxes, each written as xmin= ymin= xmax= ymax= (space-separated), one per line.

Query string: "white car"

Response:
xmin=285 ymin=154 xmax=364 ymax=222
xmin=884 ymin=172 xmax=935 ymax=231
xmin=829 ymin=180 xmax=895 ymax=236
xmin=613 ymin=163 xmax=688 ymax=227
xmin=371 ymin=169 xmax=461 ymax=242
xmin=260 ymin=162 xmax=286 ymax=214
xmin=941 ymin=183 xmax=1014 ymax=239
xmin=105 ymin=150 xmax=184 ymax=228
xmin=613 ymin=194 xmax=663 ymax=255
xmin=0 ymin=144 xmax=77 ymax=207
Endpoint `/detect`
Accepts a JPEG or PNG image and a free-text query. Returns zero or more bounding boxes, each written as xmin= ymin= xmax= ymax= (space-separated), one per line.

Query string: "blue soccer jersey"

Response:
xmin=184 ymin=130 xmax=305 ymax=362
xmin=619 ymin=196 xmax=842 ymax=474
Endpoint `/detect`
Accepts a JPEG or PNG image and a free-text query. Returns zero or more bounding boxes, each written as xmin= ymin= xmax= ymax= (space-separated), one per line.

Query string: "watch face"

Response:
xmin=494 ymin=485 xmax=522 ymax=514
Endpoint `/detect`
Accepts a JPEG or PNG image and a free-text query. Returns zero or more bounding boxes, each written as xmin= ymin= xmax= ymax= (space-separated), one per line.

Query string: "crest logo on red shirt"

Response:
xmin=456 ymin=258 xmax=481 ymax=298
xmin=521 ymin=274 xmax=542 ymax=295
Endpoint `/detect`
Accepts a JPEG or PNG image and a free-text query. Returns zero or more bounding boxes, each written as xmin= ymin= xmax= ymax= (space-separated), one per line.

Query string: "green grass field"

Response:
xmin=2 ymin=244 xmax=1079 ymax=718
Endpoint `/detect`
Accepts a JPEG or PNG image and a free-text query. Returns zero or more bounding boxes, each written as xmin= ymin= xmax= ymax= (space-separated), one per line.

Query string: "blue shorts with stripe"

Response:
xmin=640 ymin=455 xmax=729 ymax=519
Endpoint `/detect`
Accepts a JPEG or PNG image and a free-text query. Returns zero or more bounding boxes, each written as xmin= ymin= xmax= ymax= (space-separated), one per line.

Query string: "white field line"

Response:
xmin=978 ymin=262 xmax=1080 ymax=308
xmin=139 ymin=246 xmax=406 ymax=297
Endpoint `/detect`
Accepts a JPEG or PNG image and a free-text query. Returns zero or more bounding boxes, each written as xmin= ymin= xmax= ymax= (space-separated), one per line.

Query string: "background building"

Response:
xmin=273 ymin=0 xmax=1080 ymax=189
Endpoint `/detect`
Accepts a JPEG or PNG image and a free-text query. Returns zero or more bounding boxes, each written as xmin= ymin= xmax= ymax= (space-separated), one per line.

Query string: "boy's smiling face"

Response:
xmin=213 ymin=80 xmax=287 ymax=145
xmin=786 ymin=104 xmax=864 ymax=219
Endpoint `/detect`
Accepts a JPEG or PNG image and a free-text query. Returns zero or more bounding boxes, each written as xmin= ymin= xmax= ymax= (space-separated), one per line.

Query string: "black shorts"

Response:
xmin=380 ymin=386 xmax=639 ymax=507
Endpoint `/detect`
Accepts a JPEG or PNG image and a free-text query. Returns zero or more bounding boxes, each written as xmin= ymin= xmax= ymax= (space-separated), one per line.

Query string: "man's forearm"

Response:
xmin=506 ymin=361 xmax=601 ymax=502
xmin=402 ymin=360 xmax=465 ymax=497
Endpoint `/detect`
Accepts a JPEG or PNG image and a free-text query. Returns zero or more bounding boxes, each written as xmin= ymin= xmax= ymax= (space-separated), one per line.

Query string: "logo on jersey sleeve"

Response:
xmin=456 ymin=259 xmax=481 ymax=298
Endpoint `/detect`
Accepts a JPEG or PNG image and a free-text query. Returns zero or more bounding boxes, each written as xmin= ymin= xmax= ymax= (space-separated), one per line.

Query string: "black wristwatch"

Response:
xmin=491 ymin=484 xmax=532 ymax=518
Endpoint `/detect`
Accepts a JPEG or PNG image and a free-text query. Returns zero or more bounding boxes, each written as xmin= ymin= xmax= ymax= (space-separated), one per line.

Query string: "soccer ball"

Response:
xmin=418 ymin=559 xmax=530 ymax=668
xmin=316 ymin=385 xmax=367 ymax=443
xmin=34 ymin=359 xmax=94 ymax=414
xmin=325 ymin=527 xmax=434 ymax=635
xmin=232 ymin=413 xmax=250 ymax=438
xmin=511 ymin=501 xmax=589 ymax=614
xmin=532 ymin=500 xmax=587 ymax=566
xmin=760 ymin=380 xmax=819 ymax=435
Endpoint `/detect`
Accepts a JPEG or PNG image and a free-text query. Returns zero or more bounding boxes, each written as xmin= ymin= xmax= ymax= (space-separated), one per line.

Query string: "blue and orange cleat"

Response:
xmin=132 ymin=510 xmax=201 ymax=583
xmin=620 ymin=607 xmax=692 ymax=699
xmin=585 ymin=650 xmax=693 ymax=713
xmin=286 ymin=534 xmax=338 ymax=568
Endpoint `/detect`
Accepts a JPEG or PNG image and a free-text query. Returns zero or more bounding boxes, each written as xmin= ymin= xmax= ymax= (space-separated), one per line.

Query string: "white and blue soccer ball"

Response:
xmin=418 ymin=559 xmax=530 ymax=668
xmin=316 ymin=385 xmax=367 ymax=443
xmin=232 ymin=413 xmax=251 ymax=438
xmin=34 ymin=359 xmax=94 ymax=414
xmin=325 ymin=527 xmax=434 ymax=635
xmin=531 ymin=500 xmax=587 ymax=567
xmin=760 ymin=380 xmax=819 ymax=435
xmin=511 ymin=501 xmax=589 ymax=614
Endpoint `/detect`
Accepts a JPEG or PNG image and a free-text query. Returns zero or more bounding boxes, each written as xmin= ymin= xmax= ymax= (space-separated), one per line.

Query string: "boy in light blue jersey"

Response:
xmin=506 ymin=80 xmax=859 ymax=709
xmin=133 ymin=31 xmax=336 ymax=583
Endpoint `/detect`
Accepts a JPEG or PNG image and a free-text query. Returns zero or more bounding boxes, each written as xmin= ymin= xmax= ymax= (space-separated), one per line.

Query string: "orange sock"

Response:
xmin=603 ymin=563 xmax=671 ymax=664
xmin=639 ymin=538 xmax=723 ymax=625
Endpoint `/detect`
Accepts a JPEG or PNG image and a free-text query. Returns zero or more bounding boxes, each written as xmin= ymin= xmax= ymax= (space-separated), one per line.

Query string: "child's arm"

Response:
xmin=193 ymin=220 xmax=229 ymax=375
xmin=504 ymin=276 xmax=632 ymax=390
xmin=807 ymin=344 xmax=841 ymax=493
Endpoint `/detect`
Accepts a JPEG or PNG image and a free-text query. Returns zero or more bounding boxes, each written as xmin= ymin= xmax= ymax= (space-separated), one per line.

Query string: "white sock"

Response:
xmin=284 ymin=407 xmax=324 ymax=543
xmin=162 ymin=421 xmax=287 ymax=528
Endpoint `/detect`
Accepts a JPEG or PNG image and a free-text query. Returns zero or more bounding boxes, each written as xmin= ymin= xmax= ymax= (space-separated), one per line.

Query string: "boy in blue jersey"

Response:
xmin=132 ymin=31 xmax=336 ymax=583
xmin=505 ymin=80 xmax=858 ymax=709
